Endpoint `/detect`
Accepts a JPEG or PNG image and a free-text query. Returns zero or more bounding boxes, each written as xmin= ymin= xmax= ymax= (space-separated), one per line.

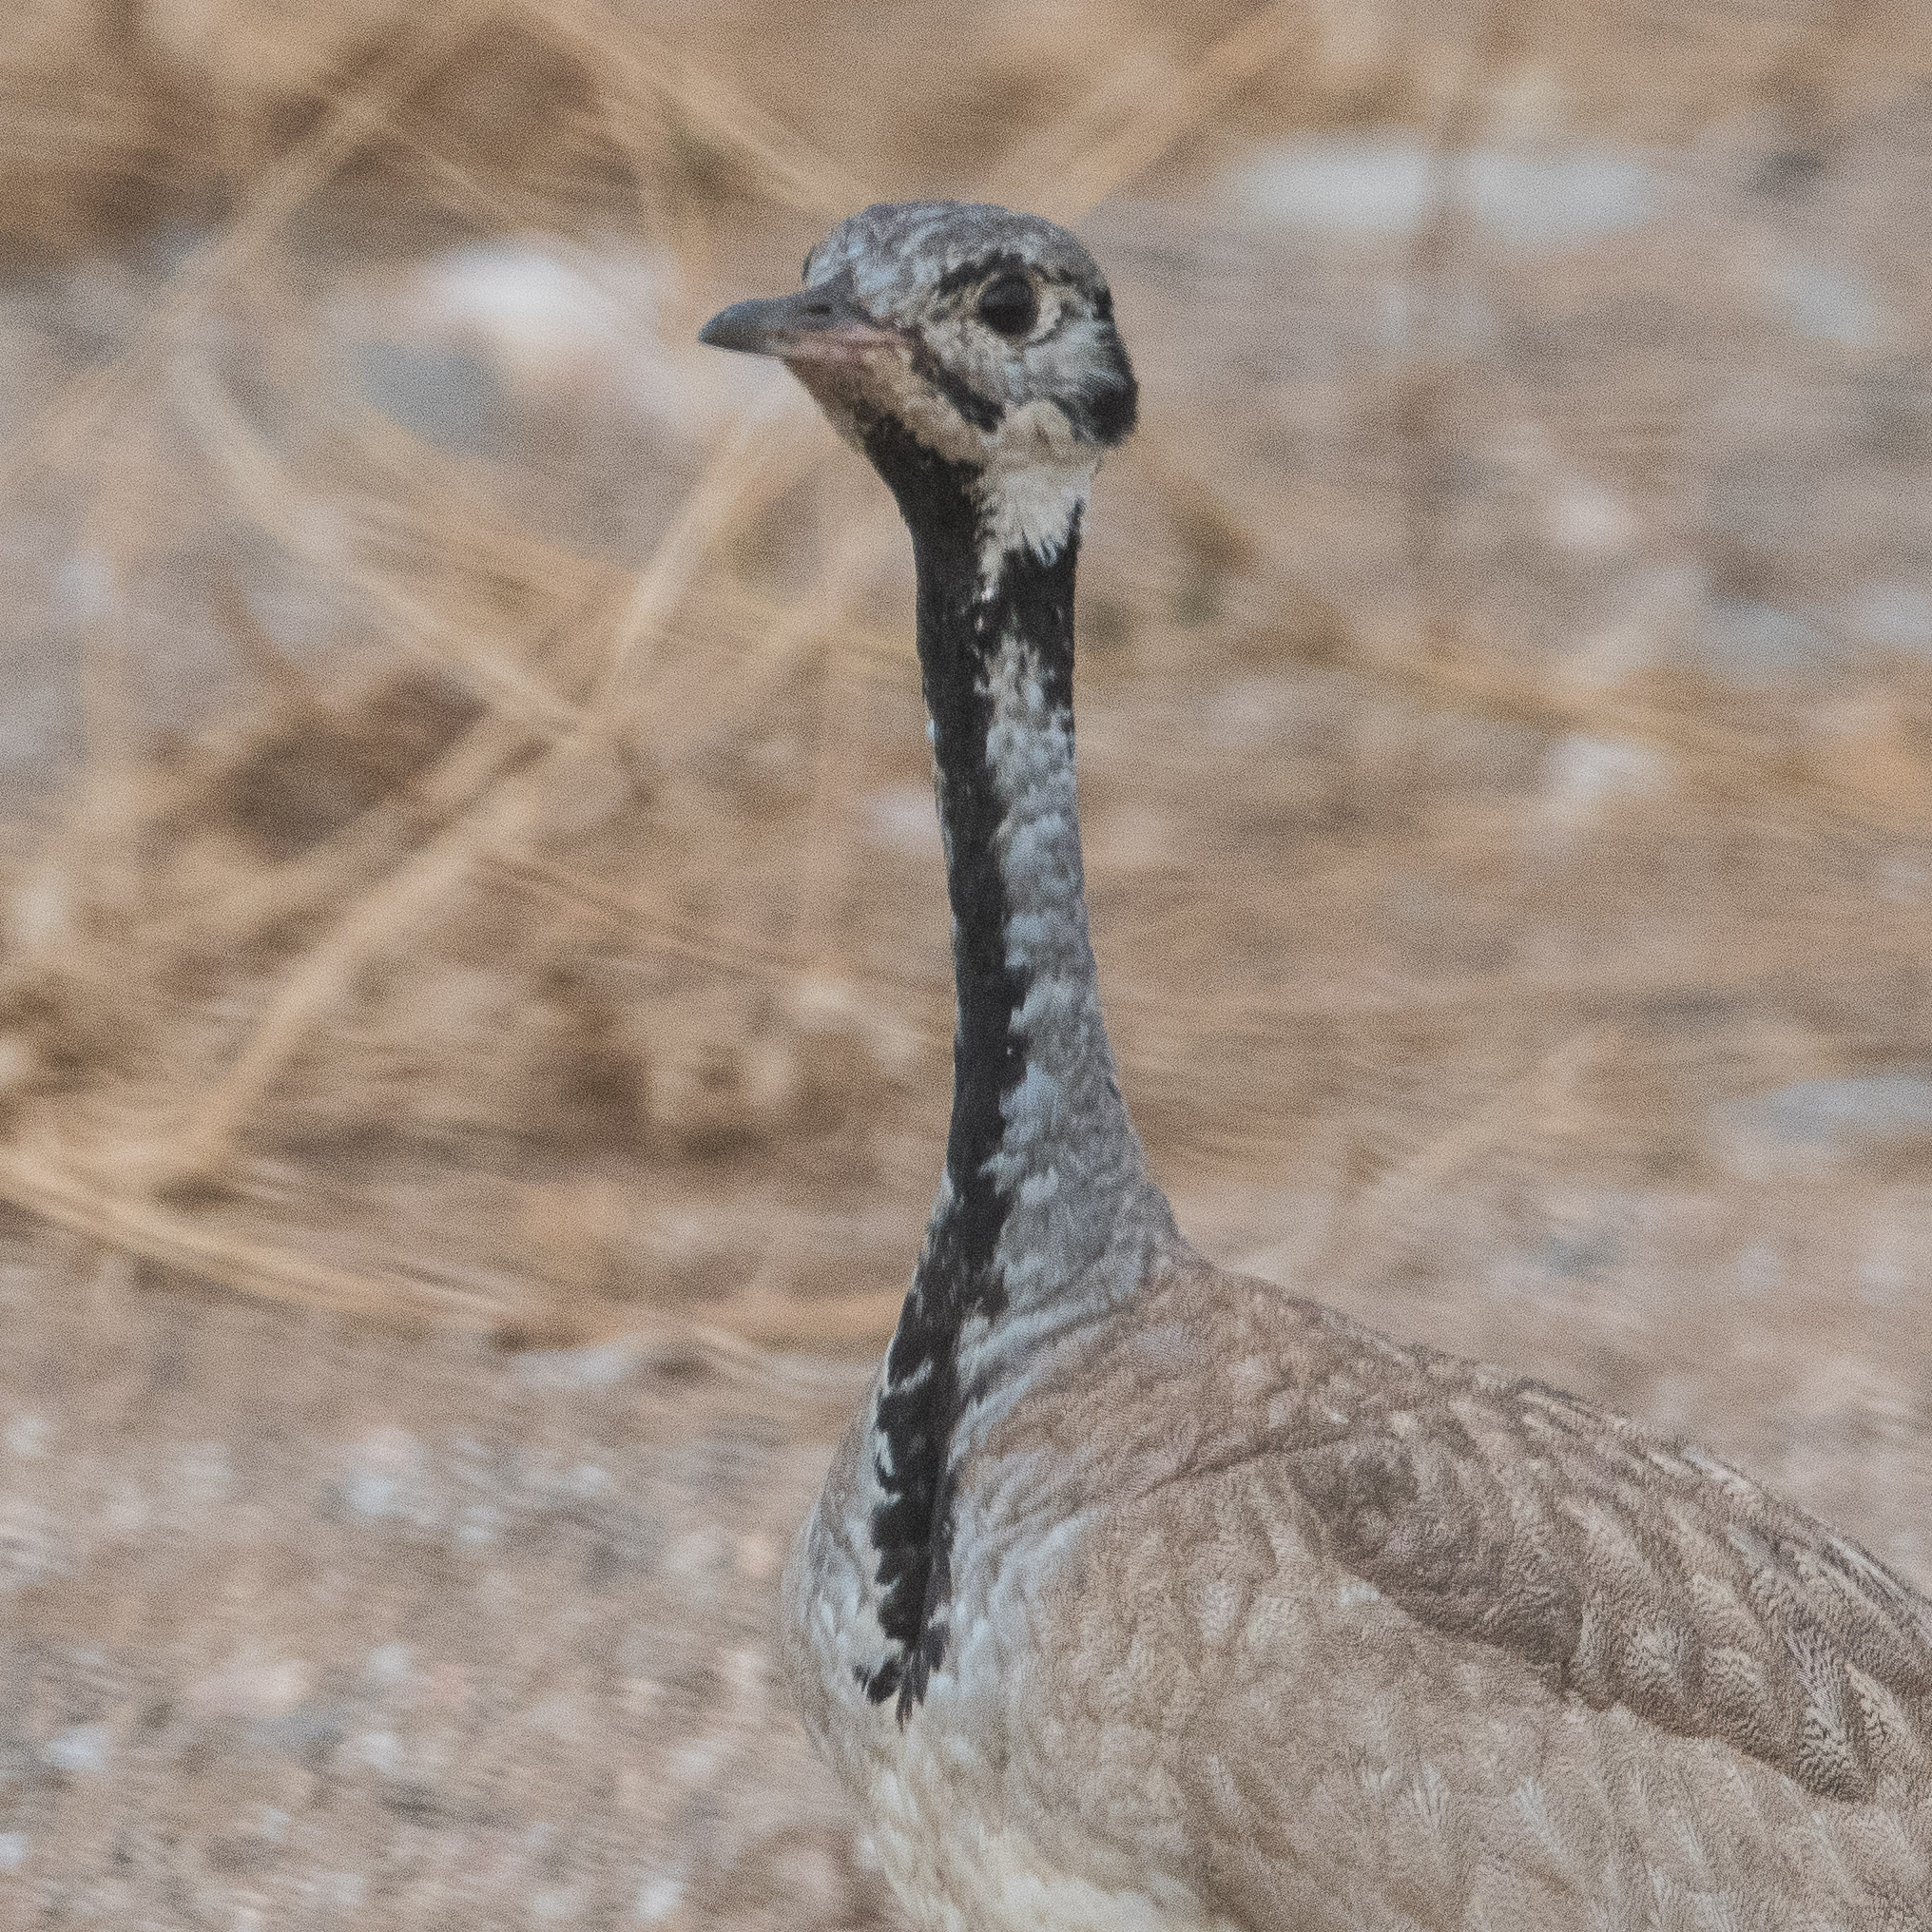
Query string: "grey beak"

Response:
xmin=698 ymin=284 xmax=895 ymax=358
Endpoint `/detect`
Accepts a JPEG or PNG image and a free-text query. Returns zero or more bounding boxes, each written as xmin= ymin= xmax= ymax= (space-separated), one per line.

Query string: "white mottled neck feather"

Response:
xmin=956 ymin=625 xmax=1170 ymax=1393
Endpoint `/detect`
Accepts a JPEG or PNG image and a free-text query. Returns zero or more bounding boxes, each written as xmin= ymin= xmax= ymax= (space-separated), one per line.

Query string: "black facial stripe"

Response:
xmin=908 ymin=336 xmax=1005 ymax=433
xmin=853 ymin=413 xmax=1082 ymax=1717
xmin=1060 ymin=321 xmax=1138 ymax=447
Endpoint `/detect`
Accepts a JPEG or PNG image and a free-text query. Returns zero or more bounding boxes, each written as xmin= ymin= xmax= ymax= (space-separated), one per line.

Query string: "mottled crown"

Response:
xmin=804 ymin=203 xmax=1111 ymax=312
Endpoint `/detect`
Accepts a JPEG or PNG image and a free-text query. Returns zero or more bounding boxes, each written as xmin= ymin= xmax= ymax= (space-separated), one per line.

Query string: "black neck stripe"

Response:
xmin=855 ymin=412 xmax=1080 ymax=1715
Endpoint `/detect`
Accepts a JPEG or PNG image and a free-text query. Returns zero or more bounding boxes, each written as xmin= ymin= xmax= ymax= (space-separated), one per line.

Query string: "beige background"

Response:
xmin=1 ymin=1 xmax=1930 ymax=1922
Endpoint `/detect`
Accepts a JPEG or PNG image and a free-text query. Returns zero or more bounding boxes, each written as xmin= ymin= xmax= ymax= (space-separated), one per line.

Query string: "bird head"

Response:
xmin=700 ymin=201 xmax=1137 ymax=527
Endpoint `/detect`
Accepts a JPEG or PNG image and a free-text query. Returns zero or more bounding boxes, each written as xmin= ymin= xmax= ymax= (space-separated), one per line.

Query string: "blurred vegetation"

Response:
xmin=0 ymin=0 xmax=1927 ymax=1381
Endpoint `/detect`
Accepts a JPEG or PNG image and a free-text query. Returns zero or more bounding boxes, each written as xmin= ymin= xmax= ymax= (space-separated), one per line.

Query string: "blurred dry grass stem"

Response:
xmin=1277 ymin=1028 xmax=1613 ymax=1294
xmin=157 ymin=397 xmax=820 ymax=1187
xmin=0 ymin=0 xmax=1346 ymax=1341
xmin=0 ymin=0 xmax=502 ymax=499
xmin=1025 ymin=2 xmax=1313 ymax=223
xmin=557 ymin=2 xmax=874 ymax=220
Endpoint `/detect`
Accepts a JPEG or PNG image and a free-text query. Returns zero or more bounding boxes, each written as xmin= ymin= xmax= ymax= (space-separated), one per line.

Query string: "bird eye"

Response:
xmin=976 ymin=274 xmax=1038 ymax=339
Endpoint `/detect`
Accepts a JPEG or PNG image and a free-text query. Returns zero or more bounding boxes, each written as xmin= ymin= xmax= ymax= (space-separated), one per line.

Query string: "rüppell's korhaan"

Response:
xmin=701 ymin=201 xmax=1932 ymax=1931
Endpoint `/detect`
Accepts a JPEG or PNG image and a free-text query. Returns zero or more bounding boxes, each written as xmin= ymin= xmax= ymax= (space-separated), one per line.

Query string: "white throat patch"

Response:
xmin=972 ymin=398 xmax=1096 ymax=585
xmin=976 ymin=457 xmax=1092 ymax=586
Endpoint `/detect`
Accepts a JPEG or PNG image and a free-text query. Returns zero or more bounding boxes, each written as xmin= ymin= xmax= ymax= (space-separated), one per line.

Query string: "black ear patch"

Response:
xmin=1065 ymin=322 xmax=1138 ymax=448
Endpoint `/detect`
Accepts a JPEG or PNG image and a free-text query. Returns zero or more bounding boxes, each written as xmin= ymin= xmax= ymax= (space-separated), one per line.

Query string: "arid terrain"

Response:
xmin=2 ymin=1 xmax=1931 ymax=1923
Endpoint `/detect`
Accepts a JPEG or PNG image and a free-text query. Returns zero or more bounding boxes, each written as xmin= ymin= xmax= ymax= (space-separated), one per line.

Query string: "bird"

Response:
xmin=700 ymin=201 xmax=1932 ymax=1930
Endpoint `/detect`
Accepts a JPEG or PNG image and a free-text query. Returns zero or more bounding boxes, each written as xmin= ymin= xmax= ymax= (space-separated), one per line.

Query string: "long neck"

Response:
xmin=918 ymin=487 xmax=1150 ymax=1318
xmin=896 ymin=420 xmax=1158 ymax=1337
xmin=852 ymin=416 xmax=1171 ymax=1714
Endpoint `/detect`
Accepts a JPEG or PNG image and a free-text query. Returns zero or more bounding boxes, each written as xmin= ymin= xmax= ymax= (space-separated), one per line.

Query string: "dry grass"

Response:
xmin=3 ymin=4 xmax=1932 ymax=1920
xmin=0 ymin=0 xmax=1433 ymax=1344
xmin=0 ymin=0 xmax=1926 ymax=1351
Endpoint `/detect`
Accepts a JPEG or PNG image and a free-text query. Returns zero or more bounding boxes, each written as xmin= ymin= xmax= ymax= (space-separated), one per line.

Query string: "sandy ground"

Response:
xmin=0 ymin=1241 xmax=881 ymax=1929
xmin=2 ymin=9 xmax=1932 ymax=1923
xmin=4 ymin=1145 xmax=1932 ymax=1929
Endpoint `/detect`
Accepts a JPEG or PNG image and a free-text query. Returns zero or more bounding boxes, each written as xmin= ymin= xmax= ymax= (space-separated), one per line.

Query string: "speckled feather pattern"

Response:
xmin=960 ymin=628 xmax=1174 ymax=1389
xmin=1009 ymin=1255 xmax=1932 ymax=1927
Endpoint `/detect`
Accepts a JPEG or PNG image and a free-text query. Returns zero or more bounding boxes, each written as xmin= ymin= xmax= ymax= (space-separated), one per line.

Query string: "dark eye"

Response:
xmin=976 ymin=274 xmax=1038 ymax=338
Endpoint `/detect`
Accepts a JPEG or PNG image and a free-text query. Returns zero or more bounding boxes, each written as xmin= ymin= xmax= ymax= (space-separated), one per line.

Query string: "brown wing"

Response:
xmin=1263 ymin=1296 xmax=1932 ymax=1801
